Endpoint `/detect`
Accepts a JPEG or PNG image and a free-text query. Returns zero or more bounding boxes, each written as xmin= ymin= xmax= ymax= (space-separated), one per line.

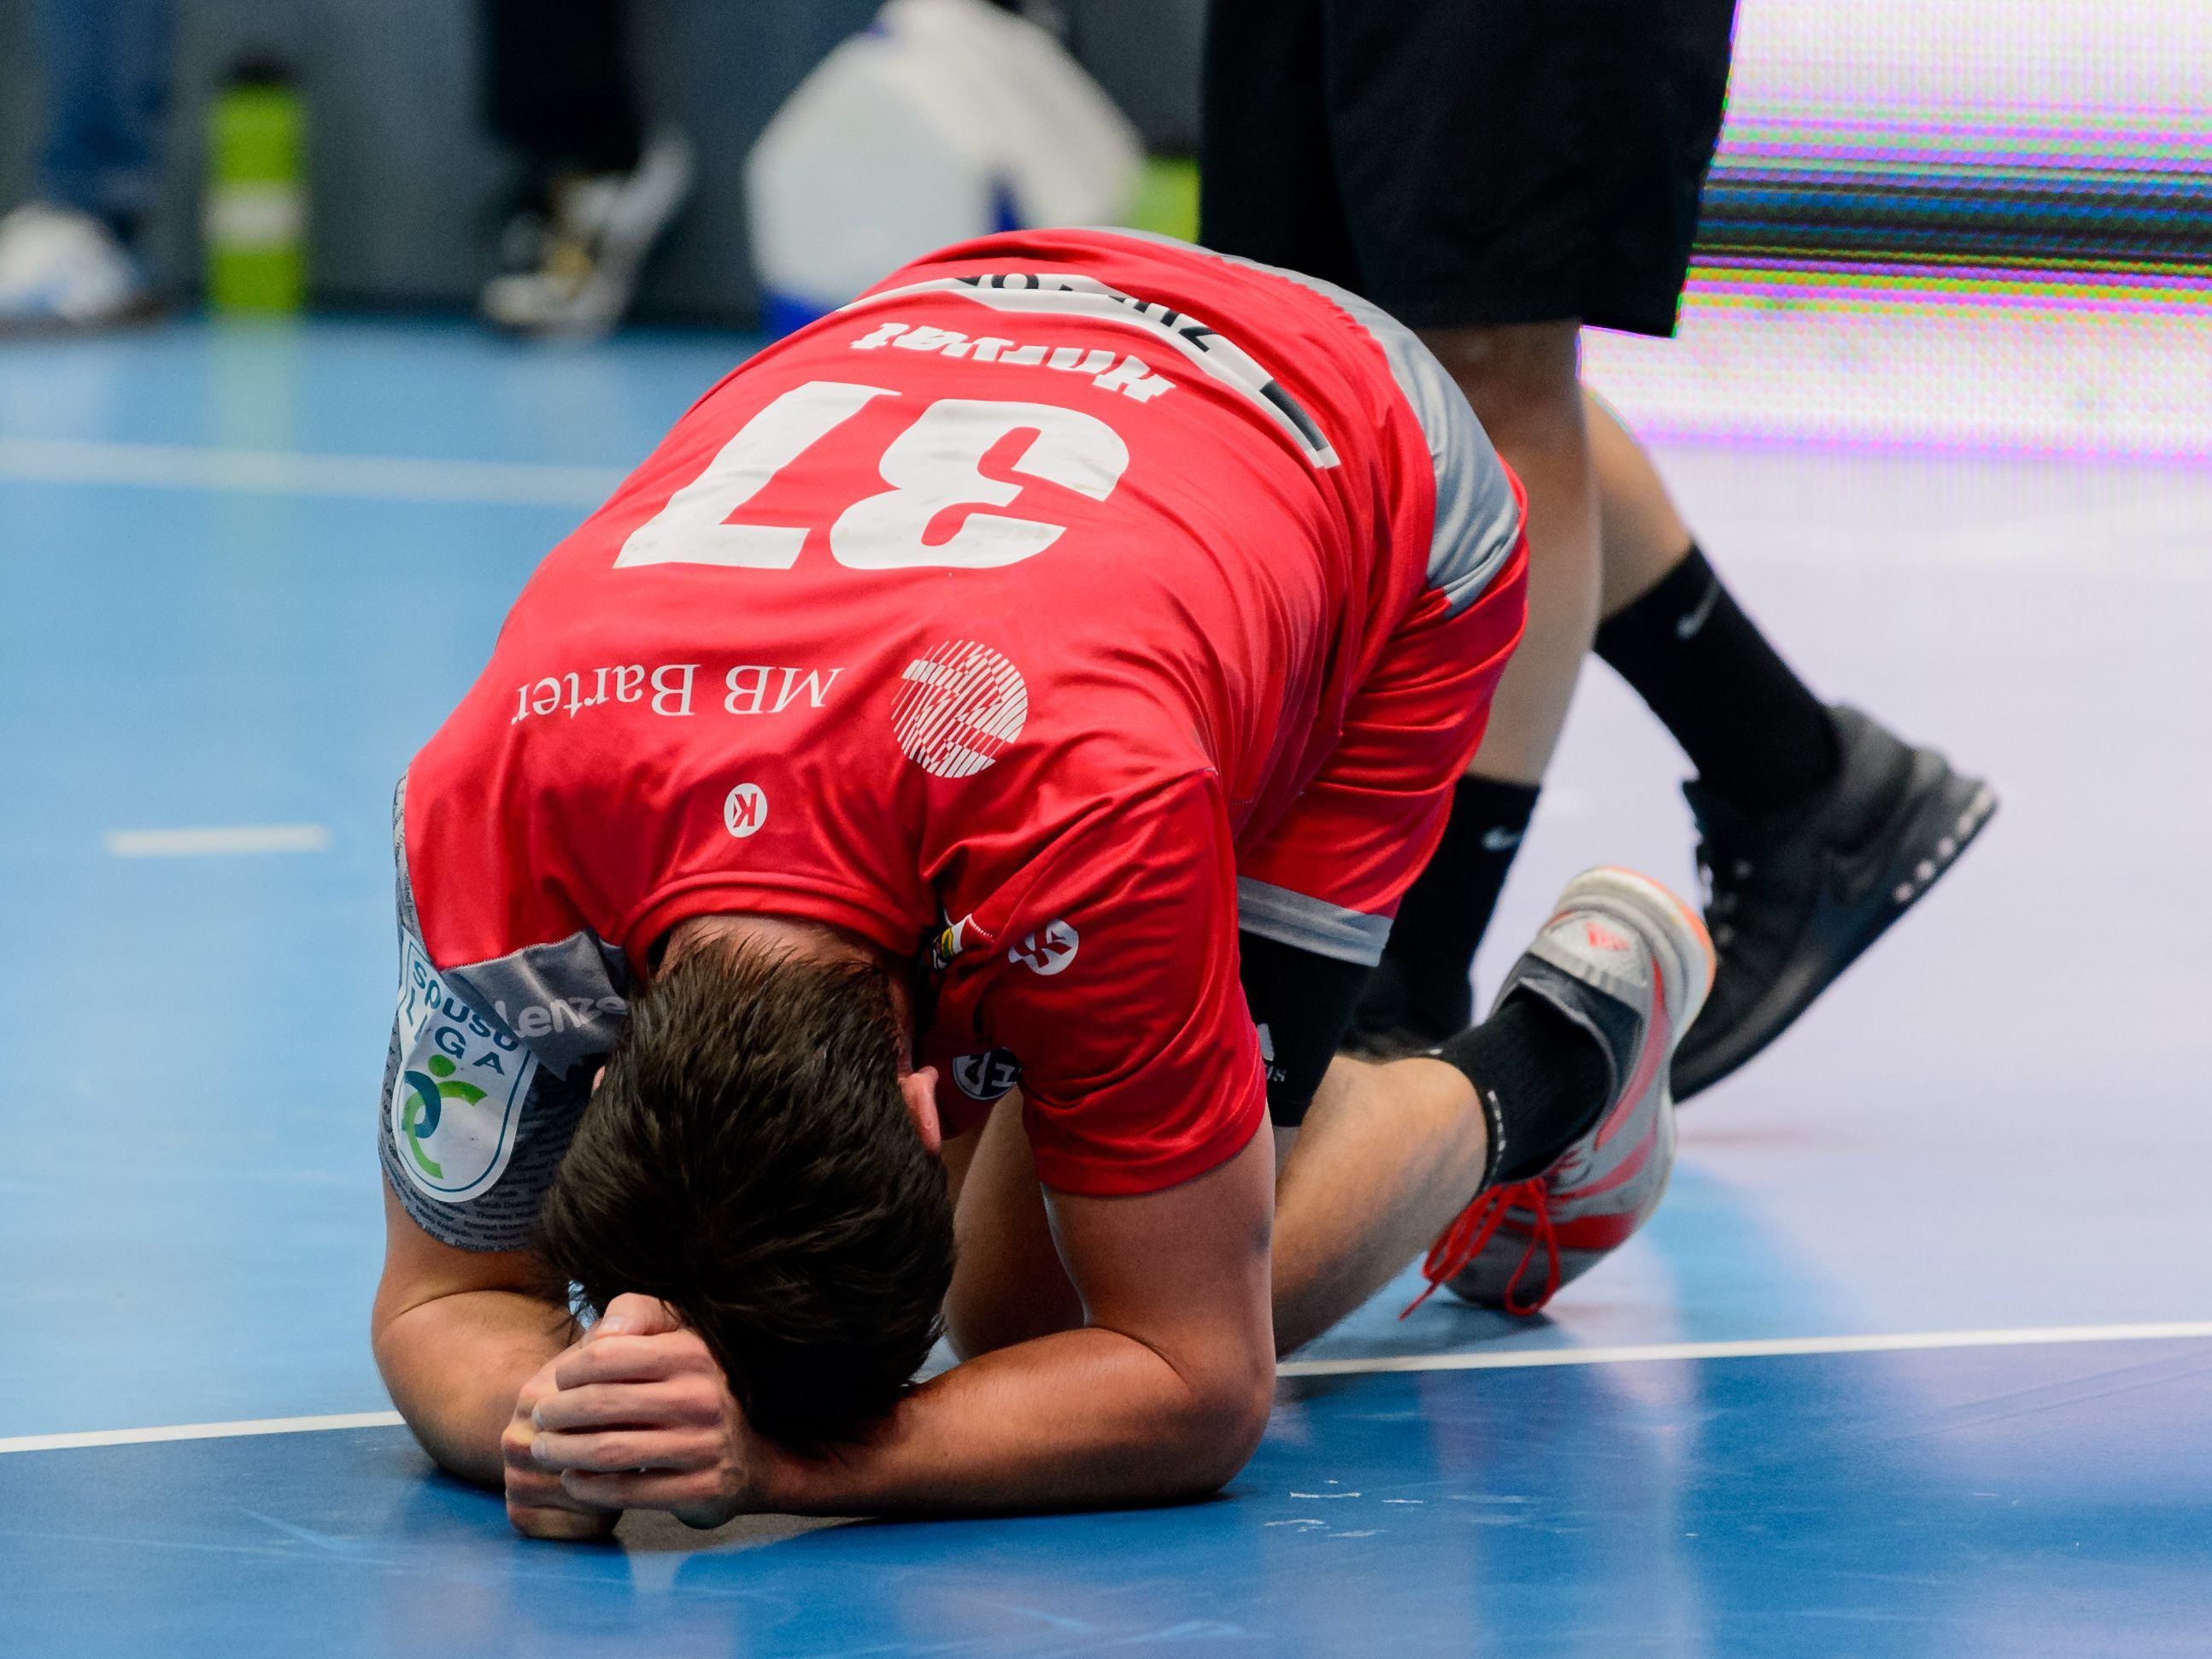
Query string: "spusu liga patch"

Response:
xmin=387 ymin=931 xmax=540 ymax=1205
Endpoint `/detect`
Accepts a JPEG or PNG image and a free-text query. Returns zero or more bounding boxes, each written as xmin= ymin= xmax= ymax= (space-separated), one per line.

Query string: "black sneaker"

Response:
xmin=1671 ymin=705 xmax=1996 ymax=1100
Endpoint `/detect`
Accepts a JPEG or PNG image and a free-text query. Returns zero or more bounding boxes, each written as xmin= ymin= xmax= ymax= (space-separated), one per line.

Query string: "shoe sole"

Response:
xmin=1673 ymin=753 xmax=1998 ymax=1101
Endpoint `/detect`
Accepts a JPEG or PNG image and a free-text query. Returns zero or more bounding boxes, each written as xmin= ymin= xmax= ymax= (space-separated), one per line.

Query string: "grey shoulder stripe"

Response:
xmin=1237 ymin=877 xmax=1394 ymax=968
xmin=1135 ymin=234 xmax=1523 ymax=618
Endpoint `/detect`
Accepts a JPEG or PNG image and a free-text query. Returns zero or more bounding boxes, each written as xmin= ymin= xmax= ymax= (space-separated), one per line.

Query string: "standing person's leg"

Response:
xmin=0 ymin=0 xmax=171 ymax=326
xmin=1269 ymin=0 xmax=1630 ymax=1052
xmin=476 ymin=0 xmax=691 ymax=338
xmin=1417 ymin=325 xmax=1597 ymax=790
xmin=1353 ymin=319 xmax=1592 ymax=1046
xmin=1582 ymin=389 xmax=1998 ymax=1099
xmin=1587 ymin=392 xmax=1839 ymax=813
xmin=1203 ymin=0 xmax=1558 ymax=1046
xmin=33 ymin=0 xmax=174 ymax=237
xmin=481 ymin=0 xmax=643 ymax=177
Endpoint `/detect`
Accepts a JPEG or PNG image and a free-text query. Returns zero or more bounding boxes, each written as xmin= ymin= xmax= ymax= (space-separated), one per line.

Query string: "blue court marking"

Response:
xmin=3 ymin=319 xmax=2209 ymax=1653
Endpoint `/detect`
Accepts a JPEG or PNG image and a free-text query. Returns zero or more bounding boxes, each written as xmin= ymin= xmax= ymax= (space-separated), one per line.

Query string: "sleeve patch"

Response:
xmin=387 ymin=931 xmax=542 ymax=1205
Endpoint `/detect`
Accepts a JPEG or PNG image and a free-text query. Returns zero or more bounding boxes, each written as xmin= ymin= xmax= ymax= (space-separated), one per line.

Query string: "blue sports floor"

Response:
xmin=3 ymin=319 xmax=2209 ymax=1656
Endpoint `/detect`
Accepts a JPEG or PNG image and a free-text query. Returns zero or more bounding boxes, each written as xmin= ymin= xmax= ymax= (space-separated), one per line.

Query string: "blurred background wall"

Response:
xmin=0 ymin=0 xmax=1203 ymax=324
xmin=1 ymin=0 xmax=2199 ymax=434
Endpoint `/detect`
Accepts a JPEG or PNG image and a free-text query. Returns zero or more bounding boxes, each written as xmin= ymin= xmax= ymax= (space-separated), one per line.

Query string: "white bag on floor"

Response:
xmin=745 ymin=0 xmax=1142 ymax=331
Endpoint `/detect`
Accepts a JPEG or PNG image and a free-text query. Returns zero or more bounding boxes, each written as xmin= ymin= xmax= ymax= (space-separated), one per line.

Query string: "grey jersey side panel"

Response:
xmin=1111 ymin=231 xmax=1523 ymax=616
xmin=380 ymin=777 xmax=630 ymax=1253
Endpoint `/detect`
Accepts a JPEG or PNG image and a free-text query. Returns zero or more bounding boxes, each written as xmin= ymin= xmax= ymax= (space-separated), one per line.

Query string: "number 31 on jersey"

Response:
xmin=615 ymin=379 xmax=1130 ymax=573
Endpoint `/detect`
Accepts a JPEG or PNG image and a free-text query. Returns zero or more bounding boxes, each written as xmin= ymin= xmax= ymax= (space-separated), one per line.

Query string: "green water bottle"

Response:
xmin=206 ymin=58 xmax=306 ymax=314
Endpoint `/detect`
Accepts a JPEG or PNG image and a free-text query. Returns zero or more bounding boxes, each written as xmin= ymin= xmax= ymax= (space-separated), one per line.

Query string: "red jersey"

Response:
xmin=382 ymin=230 xmax=1524 ymax=1246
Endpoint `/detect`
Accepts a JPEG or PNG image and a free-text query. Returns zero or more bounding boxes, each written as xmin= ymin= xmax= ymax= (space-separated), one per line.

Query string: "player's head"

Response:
xmin=534 ymin=934 xmax=954 ymax=1452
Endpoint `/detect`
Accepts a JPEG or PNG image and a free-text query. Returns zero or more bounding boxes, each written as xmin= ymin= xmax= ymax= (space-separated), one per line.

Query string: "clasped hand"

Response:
xmin=501 ymin=1293 xmax=763 ymax=1539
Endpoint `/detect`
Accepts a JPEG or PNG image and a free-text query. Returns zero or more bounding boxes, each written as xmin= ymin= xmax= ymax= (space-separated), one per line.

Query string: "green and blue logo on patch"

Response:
xmin=387 ymin=933 xmax=538 ymax=1203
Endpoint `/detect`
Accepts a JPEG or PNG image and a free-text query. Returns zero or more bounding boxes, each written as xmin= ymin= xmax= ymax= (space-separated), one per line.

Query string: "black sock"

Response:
xmin=1366 ymin=777 xmax=1540 ymax=1036
xmin=1595 ymin=545 xmax=1841 ymax=814
xmin=1435 ymin=987 xmax=1620 ymax=1185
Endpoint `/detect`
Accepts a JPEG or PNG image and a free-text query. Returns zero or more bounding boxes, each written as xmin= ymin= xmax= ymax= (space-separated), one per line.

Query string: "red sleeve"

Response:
xmin=922 ymin=773 xmax=1265 ymax=1198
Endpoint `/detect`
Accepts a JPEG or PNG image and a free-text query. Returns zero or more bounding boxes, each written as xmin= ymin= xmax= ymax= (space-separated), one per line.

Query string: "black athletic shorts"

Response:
xmin=1200 ymin=0 xmax=1739 ymax=337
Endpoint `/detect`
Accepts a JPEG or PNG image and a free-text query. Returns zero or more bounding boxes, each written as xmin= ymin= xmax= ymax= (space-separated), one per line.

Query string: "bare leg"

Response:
xmin=944 ymin=1057 xmax=1489 ymax=1363
xmin=1586 ymin=387 xmax=1695 ymax=617
xmin=1267 ymin=1055 xmax=1488 ymax=1353
xmin=1417 ymin=320 xmax=1598 ymax=784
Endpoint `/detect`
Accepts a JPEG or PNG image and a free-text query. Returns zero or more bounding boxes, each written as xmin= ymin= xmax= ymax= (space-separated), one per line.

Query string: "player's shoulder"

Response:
xmin=934 ymin=766 xmax=1232 ymax=958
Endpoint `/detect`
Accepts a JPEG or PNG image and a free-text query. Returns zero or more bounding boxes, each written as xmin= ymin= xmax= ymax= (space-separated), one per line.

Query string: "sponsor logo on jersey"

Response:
xmin=952 ymin=1048 xmax=1023 ymax=1101
xmin=490 ymin=991 xmax=627 ymax=1042
xmin=511 ymin=663 xmax=699 ymax=724
xmin=724 ymin=783 xmax=769 ymax=838
xmin=723 ymin=665 xmax=842 ymax=715
xmin=1008 ymin=918 xmax=1080 ymax=976
xmin=389 ymin=934 xmax=539 ymax=1205
xmin=510 ymin=662 xmax=842 ymax=725
xmin=930 ymin=913 xmax=974 ymax=971
xmin=893 ymin=641 xmax=1029 ymax=779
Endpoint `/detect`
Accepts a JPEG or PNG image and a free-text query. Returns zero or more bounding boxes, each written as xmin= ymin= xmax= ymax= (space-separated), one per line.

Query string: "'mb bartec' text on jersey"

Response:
xmin=383 ymin=228 xmax=1525 ymax=1250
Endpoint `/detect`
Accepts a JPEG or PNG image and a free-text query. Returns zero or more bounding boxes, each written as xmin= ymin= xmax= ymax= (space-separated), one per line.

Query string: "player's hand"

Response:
xmin=527 ymin=1293 xmax=766 ymax=1528
xmin=502 ymin=1351 xmax=621 ymax=1541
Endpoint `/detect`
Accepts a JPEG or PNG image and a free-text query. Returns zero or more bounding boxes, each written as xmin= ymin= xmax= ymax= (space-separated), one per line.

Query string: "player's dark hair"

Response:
xmin=535 ymin=939 xmax=953 ymax=1454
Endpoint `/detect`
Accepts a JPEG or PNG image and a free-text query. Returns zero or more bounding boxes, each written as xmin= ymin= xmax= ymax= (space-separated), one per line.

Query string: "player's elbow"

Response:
xmin=1170 ymin=1361 xmax=1277 ymax=1497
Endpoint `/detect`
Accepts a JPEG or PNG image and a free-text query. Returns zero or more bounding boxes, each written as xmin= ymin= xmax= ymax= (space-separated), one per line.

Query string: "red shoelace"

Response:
xmin=1400 ymin=1177 xmax=1560 ymax=1319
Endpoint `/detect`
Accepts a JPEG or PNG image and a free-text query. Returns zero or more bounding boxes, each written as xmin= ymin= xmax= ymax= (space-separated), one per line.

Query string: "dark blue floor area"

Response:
xmin=8 ymin=1340 xmax=2211 ymax=1658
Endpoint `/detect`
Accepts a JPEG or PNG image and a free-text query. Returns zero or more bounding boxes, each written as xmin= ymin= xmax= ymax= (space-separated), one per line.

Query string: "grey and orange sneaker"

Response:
xmin=1407 ymin=867 xmax=1715 ymax=1317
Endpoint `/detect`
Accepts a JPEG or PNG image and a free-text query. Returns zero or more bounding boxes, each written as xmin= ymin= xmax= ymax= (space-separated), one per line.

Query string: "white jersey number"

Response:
xmin=615 ymin=379 xmax=1129 ymax=573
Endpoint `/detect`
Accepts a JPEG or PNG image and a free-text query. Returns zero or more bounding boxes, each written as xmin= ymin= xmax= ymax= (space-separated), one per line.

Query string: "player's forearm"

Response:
xmin=373 ymin=1288 xmax=576 ymax=1487
xmin=757 ymin=1325 xmax=1273 ymax=1516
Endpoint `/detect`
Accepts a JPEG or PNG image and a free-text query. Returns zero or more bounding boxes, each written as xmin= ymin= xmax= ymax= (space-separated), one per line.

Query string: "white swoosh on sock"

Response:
xmin=1675 ymin=582 xmax=1721 ymax=639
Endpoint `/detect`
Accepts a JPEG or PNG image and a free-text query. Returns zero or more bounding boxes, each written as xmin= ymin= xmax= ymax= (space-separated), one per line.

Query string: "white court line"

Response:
xmin=0 ymin=437 xmax=623 ymax=507
xmin=0 ymin=1411 xmax=403 ymax=1457
xmin=8 ymin=1322 xmax=2211 ymax=1457
xmin=103 ymin=824 xmax=332 ymax=858
xmin=1277 ymin=1319 xmax=2212 ymax=1378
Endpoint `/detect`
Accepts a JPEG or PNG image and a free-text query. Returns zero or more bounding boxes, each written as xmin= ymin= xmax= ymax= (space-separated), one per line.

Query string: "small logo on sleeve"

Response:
xmin=1007 ymin=918 xmax=1080 ymax=976
xmin=952 ymin=1049 xmax=1024 ymax=1101
xmin=930 ymin=913 xmax=974 ymax=970
xmin=389 ymin=935 xmax=539 ymax=1204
